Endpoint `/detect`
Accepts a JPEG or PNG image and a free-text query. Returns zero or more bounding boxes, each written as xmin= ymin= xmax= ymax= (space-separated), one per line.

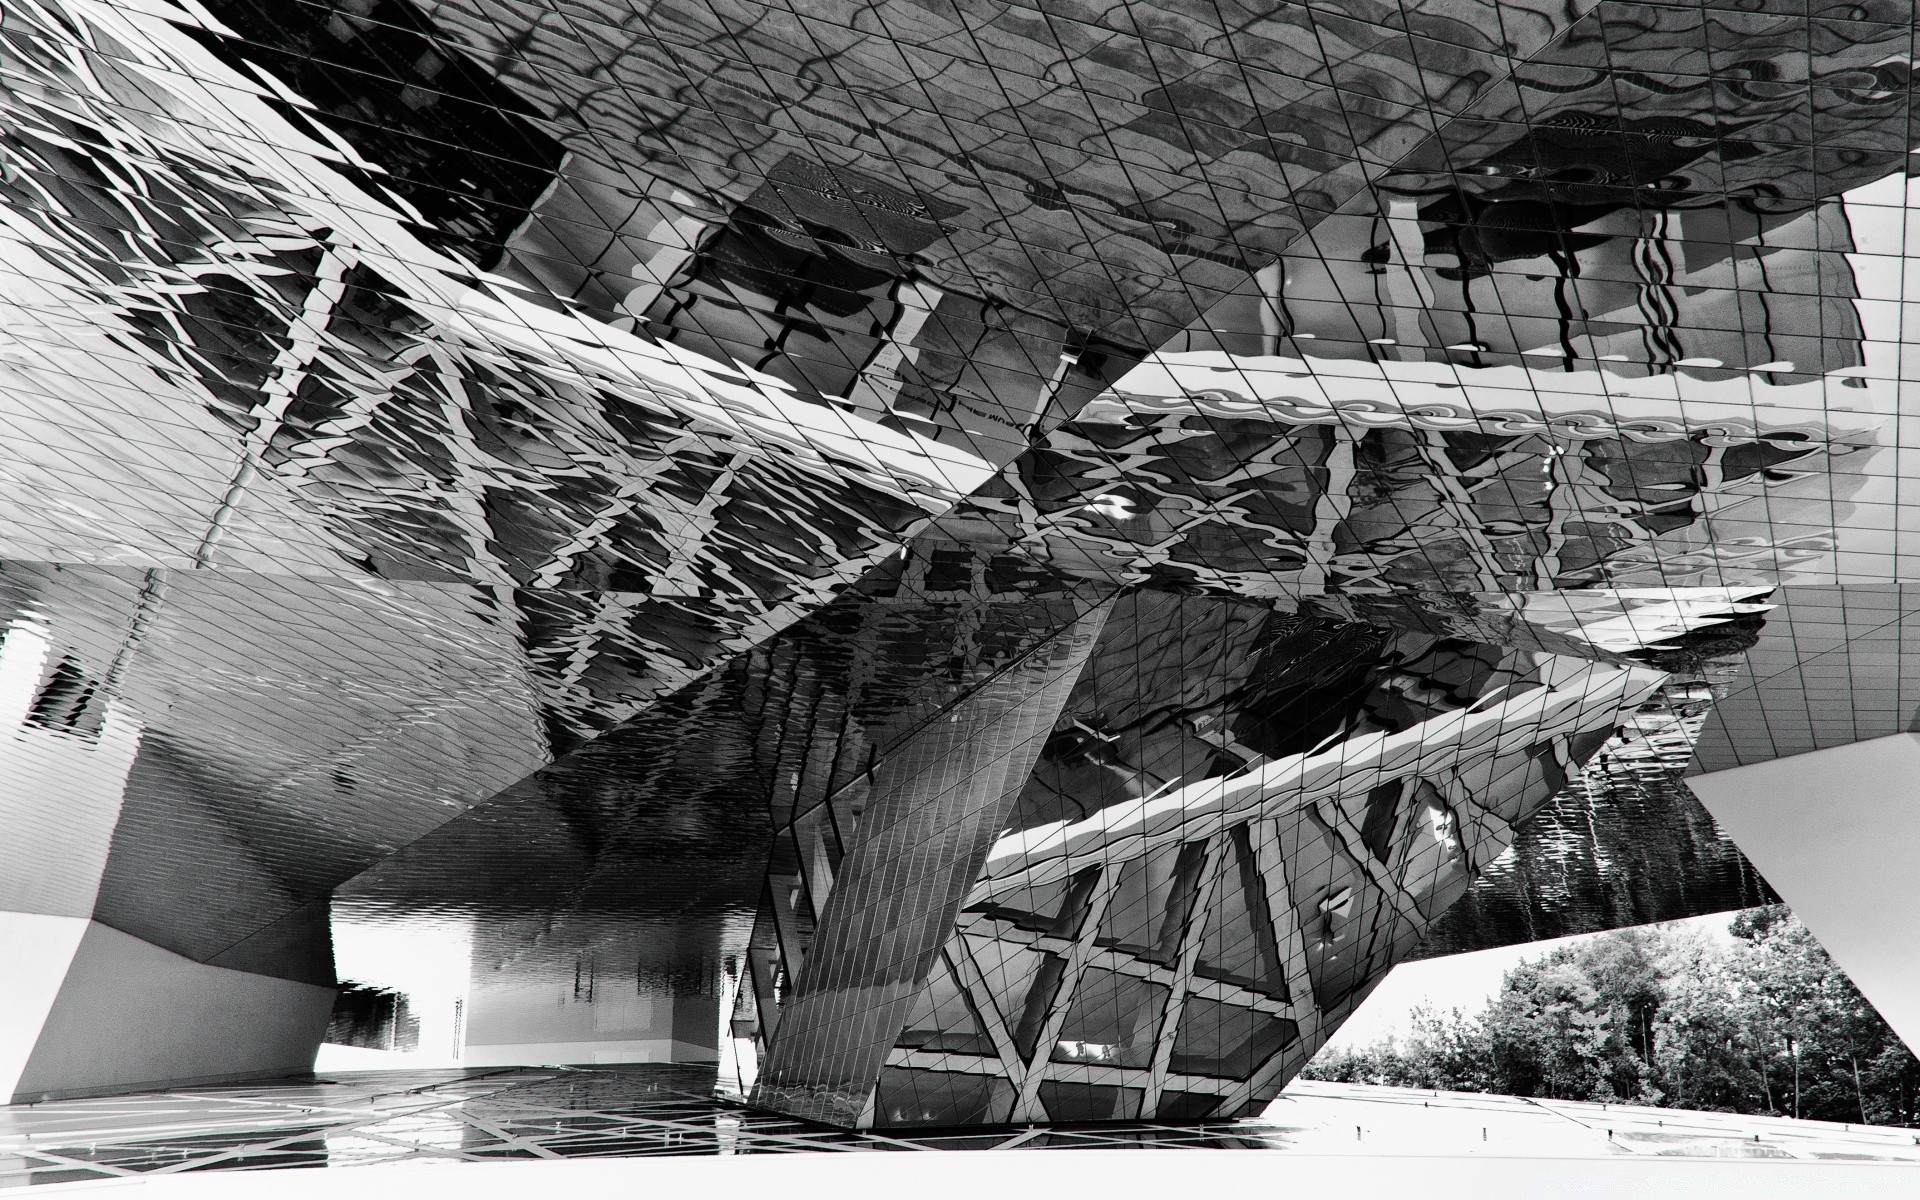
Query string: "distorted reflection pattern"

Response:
xmin=4 ymin=0 xmax=1916 ymax=1141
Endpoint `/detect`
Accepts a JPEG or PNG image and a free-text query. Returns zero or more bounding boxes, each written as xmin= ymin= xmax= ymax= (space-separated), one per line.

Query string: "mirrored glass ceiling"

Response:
xmin=2 ymin=0 xmax=1918 ymax=1134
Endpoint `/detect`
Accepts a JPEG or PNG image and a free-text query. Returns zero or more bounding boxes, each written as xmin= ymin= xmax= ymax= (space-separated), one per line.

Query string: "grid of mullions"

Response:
xmin=4 ymin=0 xmax=1916 ymax=1141
xmin=849 ymin=638 xmax=1657 ymax=1125
xmin=6 ymin=0 xmax=1914 ymax=613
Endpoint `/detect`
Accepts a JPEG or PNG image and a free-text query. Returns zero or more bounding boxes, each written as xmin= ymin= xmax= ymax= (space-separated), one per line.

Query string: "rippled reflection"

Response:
xmin=2 ymin=0 xmax=1914 ymax=1134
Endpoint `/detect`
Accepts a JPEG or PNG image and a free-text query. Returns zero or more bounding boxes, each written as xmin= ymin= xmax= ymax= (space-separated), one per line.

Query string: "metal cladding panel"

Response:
xmin=411 ymin=0 xmax=1602 ymax=347
xmin=752 ymin=600 xmax=1113 ymax=1125
xmin=859 ymin=647 xmax=1667 ymax=1125
xmin=2 ymin=0 xmax=1918 ymax=1125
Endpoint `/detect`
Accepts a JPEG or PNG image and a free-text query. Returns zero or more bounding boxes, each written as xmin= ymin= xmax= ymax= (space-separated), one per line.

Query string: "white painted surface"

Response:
xmin=316 ymin=914 xmax=472 ymax=1070
xmin=27 ymin=1147 xmax=1920 ymax=1200
xmin=0 ymin=621 xmax=143 ymax=919
xmin=1687 ymin=732 xmax=1920 ymax=1052
xmin=0 ymin=911 xmax=88 ymax=1102
xmin=458 ymin=1039 xmax=711 ymax=1067
xmin=11 ymin=923 xmax=333 ymax=1101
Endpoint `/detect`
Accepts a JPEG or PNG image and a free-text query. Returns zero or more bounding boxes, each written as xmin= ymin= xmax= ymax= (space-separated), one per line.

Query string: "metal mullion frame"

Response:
xmin=952 ymin=913 xmax=1077 ymax=960
xmin=1248 ymin=818 xmax=1321 ymax=1026
xmin=944 ymin=940 xmax=1032 ymax=1092
xmin=974 ymin=668 xmax=1628 ymax=905
xmin=445 ymin=1108 xmax=565 ymax=1159
xmin=1143 ymin=833 xmax=1227 ymax=1113
xmin=758 ymin=642 xmax=811 ymax=832
xmin=883 ymin=1050 xmax=1006 ymax=1076
xmin=963 ymin=919 xmax=1317 ymax=1019
xmin=147 ymin=1119 xmax=476 ymax=1173
xmin=1008 ymin=877 xmax=1118 ymax=1122
xmin=131 ymin=1077 xmax=581 ymax=1176
xmin=1081 ymin=948 xmax=1179 ymax=989
xmin=966 ymin=920 xmax=1182 ymax=990
xmin=1412 ymin=427 xmax=1514 ymax=590
xmin=884 ymin=1053 xmax=1228 ymax=1096
xmin=762 ymin=876 xmax=811 ymax=1003
xmin=1183 ymin=976 xmax=1295 ymax=1017
xmin=472 ymin=1097 xmax=917 ymax=1153
xmin=1208 ymin=1033 xmax=1327 ymax=1119
xmin=1425 ymin=770 xmax=1511 ymax=874
xmin=1209 ymin=819 xmax=1350 ymax=1116
xmin=12 ymin=1150 xmax=142 ymax=1180
xmin=1311 ymin=795 xmax=1429 ymax=934
xmin=1295 ymin=426 xmax=1357 ymax=595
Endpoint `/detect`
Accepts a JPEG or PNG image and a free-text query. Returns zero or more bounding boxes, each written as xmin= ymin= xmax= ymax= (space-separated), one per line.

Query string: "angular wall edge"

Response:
xmin=11 ymin=921 xmax=333 ymax=1104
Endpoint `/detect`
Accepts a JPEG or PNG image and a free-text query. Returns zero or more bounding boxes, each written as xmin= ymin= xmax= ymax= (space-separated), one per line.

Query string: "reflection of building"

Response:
xmin=827 ymin=650 xmax=1659 ymax=1126
xmin=5 ymin=0 xmax=1920 ymax=1157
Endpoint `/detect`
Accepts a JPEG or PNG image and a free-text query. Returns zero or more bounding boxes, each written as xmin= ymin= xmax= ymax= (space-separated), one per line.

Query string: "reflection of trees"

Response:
xmin=1418 ymin=772 xmax=1777 ymax=957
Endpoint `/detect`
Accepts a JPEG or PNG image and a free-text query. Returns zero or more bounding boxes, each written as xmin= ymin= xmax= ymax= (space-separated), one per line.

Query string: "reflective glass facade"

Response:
xmin=2 ymin=0 xmax=1917 ymax=1135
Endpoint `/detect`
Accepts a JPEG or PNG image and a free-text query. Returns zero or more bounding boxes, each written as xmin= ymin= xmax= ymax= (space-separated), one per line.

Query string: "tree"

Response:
xmin=1649 ymin=934 xmax=1765 ymax=1113
xmin=1300 ymin=1003 xmax=1489 ymax=1091
xmin=1725 ymin=907 xmax=1825 ymax=1117
xmin=1481 ymin=936 xmax=1666 ymax=1103
xmin=1302 ymin=906 xmax=1920 ymax=1126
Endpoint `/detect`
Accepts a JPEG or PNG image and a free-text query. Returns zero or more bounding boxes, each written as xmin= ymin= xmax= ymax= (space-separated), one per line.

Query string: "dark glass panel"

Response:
xmin=1193 ymin=825 xmax=1290 ymax=1000
xmin=1049 ymin=968 xmax=1170 ymax=1070
xmin=895 ymin=953 xmax=993 ymax=1056
xmin=1038 ymin=1082 xmax=1144 ymax=1122
xmin=1155 ymin=1089 xmax=1227 ymax=1120
xmin=1169 ymin=998 xmax=1298 ymax=1081
xmin=1096 ymin=841 xmax=1208 ymax=965
xmin=872 ymin=1068 xmax=1012 ymax=1128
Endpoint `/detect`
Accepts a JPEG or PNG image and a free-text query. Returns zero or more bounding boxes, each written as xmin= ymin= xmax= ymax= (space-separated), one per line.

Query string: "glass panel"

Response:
xmin=1169 ymin=996 xmax=1298 ymax=1080
xmin=872 ymin=1068 xmax=1014 ymax=1128
xmin=1095 ymin=841 xmax=1208 ymax=964
xmin=1396 ymin=779 xmax=1471 ymax=919
xmin=965 ymin=866 xmax=1101 ymax=936
xmin=959 ymin=934 xmax=1055 ymax=1056
xmin=1037 ymin=1081 xmax=1143 ymax=1122
xmin=1011 ymin=952 xmax=1068 ymax=1062
xmin=1049 ymin=967 xmax=1169 ymax=1069
xmin=1359 ymin=779 xmax=1403 ymax=864
xmin=895 ymin=951 xmax=993 ymax=1055
xmin=1193 ymin=824 xmax=1289 ymax=1000
xmin=1154 ymin=1089 xmax=1225 ymax=1120
xmin=1274 ymin=808 xmax=1380 ymax=1010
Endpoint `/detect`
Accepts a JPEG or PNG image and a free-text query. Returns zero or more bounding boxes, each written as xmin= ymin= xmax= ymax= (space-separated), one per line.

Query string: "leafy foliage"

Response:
xmin=1303 ymin=907 xmax=1920 ymax=1125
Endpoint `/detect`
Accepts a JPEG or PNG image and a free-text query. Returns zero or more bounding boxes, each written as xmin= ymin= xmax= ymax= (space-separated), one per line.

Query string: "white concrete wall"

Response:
xmin=0 ymin=911 xmax=90 ymax=1101
xmin=1687 ymin=732 xmax=1920 ymax=1054
xmin=10 ymin=921 xmax=334 ymax=1102
xmin=460 ymin=971 xmax=715 ymax=1067
xmin=460 ymin=1038 xmax=717 ymax=1067
xmin=0 ymin=620 xmax=143 ymax=919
